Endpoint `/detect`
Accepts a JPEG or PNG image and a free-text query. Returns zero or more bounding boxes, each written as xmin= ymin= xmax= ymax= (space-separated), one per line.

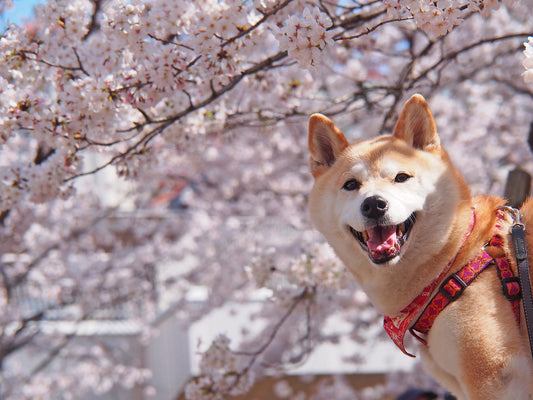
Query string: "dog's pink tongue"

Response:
xmin=366 ymin=225 xmax=397 ymax=251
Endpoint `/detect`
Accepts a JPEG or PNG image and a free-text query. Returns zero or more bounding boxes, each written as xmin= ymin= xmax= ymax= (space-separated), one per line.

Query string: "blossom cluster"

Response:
xmin=185 ymin=335 xmax=254 ymax=400
xmin=274 ymin=6 xmax=334 ymax=67
xmin=247 ymin=239 xmax=350 ymax=295
xmin=383 ymin=0 xmax=516 ymax=36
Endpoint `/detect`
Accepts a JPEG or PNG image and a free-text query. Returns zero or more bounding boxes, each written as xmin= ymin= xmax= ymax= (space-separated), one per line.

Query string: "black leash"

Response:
xmin=510 ymin=217 xmax=533 ymax=360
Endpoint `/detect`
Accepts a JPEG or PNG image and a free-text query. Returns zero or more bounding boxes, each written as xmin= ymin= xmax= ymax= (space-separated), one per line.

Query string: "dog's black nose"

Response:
xmin=361 ymin=195 xmax=388 ymax=219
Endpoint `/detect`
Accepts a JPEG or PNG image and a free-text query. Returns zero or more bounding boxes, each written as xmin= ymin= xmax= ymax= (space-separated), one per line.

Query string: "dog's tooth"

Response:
xmin=362 ymin=231 xmax=369 ymax=242
xmin=397 ymin=223 xmax=404 ymax=237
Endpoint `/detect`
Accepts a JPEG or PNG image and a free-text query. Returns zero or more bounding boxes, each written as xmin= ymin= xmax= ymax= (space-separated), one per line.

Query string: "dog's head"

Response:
xmin=308 ymin=95 xmax=470 ymax=273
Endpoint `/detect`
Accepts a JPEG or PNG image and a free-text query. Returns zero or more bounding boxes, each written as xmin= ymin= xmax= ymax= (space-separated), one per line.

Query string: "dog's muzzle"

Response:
xmin=348 ymin=212 xmax=417 ymax=264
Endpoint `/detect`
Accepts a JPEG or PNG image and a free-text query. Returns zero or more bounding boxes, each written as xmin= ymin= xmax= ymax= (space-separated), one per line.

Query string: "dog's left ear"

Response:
xmin=308 ymin=113 xmax=349 ymax=178
xmin=392 ymin=94 xmax=440 ymax=150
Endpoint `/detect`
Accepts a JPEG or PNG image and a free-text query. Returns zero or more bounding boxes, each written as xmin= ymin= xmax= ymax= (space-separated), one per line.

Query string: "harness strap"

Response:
xmin=494 ymin=257 xmax=521 ymax=320
xmin=411 ymin=251 xmax=494 ymax=340
xmin=383 ymin=211 xmax=476 ymax=356
xmin=383 ymin=208 xmax=524 ymax=355
xmin=511 ymin=222 xmax=533 ymax=360
xmin=409 ymin=208 xmax=522 ymax=346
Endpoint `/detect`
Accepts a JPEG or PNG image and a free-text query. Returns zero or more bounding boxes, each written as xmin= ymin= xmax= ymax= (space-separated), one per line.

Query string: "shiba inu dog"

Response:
xmin=308 ymin=94 xmax=533 ymax=399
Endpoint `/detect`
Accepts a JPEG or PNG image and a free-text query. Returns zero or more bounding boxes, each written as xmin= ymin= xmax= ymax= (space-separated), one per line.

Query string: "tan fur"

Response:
xmin=308 ymin=94 xmax=533 ymax=399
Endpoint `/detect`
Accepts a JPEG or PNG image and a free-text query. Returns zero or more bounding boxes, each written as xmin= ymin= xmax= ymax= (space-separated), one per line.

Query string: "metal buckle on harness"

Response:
xmin=439 ymin=273 xmax=468 ymax=302
xmin=498 ymin=205 xmax=524 ymax=232
xmin=501 ymin=276 xmax=522 ymax=301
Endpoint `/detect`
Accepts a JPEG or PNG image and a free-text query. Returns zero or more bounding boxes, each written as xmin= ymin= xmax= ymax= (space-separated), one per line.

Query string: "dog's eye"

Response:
xmin=394 ymin=173 xmax=411 ymax=183
xmin=342 ymin=179 xmax=361 ymax=191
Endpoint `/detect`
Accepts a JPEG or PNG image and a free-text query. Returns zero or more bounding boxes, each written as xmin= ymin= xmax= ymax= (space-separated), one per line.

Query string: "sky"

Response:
xmin=1 ymin=0 xmax=43 ymax=30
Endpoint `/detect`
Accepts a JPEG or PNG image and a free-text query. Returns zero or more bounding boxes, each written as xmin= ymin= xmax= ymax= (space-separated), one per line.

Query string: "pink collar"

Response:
xmin=383 ymin=210 xmax=476 ymax=357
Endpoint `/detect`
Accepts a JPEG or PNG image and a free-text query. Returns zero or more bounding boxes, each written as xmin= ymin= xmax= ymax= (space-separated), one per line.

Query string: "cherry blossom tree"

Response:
xmin=1 ymin=0 xmax=533 ymax=399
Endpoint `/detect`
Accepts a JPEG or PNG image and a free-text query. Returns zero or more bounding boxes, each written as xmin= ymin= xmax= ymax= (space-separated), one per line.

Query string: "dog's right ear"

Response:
xmin=308 ymin=114 xmax=349 ymax=178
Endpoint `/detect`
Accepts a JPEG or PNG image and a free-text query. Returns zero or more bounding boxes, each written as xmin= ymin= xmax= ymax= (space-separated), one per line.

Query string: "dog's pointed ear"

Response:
xmin=308 ymin=113 xmax=349 ymax=178
xmin=392 ymin=94 xmax=440 ymax=150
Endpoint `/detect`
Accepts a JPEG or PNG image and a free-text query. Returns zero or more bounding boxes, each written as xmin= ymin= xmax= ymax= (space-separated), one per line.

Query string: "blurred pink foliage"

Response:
xmin=0 ymin=0 xmax=533 ymax=398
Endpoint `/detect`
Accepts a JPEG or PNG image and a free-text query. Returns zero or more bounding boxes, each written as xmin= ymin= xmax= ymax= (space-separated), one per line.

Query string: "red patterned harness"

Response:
xmin=383 ymin=208 xmax=522 ymax=356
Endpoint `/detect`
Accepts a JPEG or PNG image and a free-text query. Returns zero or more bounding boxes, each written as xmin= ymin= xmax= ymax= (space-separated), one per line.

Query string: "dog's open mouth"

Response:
xmin=349 ymin=213 xmax=417 ymax=264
